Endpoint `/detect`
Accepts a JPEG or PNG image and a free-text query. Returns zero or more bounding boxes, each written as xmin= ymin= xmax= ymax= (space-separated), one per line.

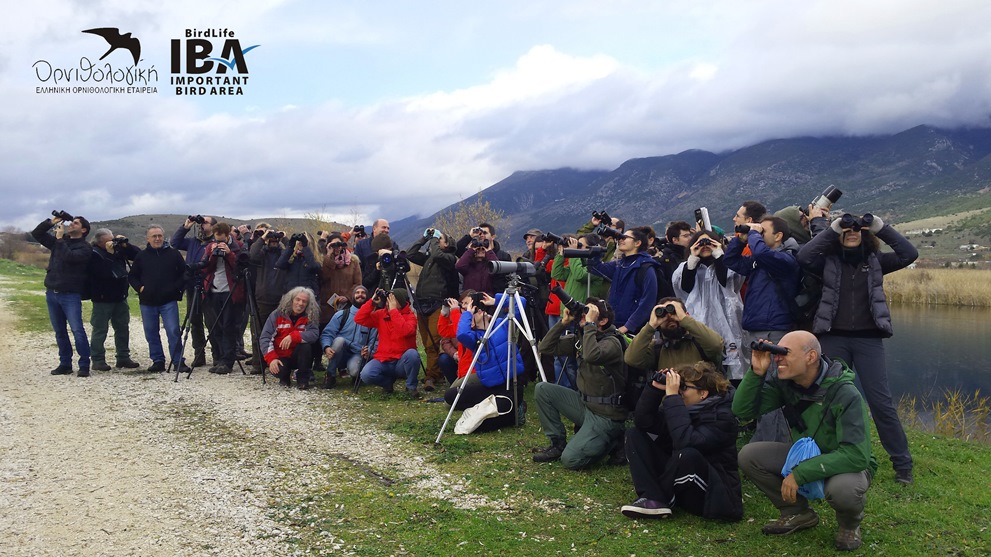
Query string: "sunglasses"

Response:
xmin=329 ymin=243 xmax=346 ymax=248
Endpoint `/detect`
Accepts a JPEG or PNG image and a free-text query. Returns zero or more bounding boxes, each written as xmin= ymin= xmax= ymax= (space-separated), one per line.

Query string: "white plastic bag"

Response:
xmin=454 ymin=395 xmax=513 ymax=434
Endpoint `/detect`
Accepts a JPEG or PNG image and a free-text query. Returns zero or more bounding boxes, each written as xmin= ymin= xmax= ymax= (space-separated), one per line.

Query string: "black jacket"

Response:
xmin=128 ymin=244 xmax=187 ymax=306
xmin=633 ymin=385 xmax=742 ymax=521
xmin=89 ymin=243 xmax=139 ymax=303
xmin=31 ymin=219 xmax=92 ymax=294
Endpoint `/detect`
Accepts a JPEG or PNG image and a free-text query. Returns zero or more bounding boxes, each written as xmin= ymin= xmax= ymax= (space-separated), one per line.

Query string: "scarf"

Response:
xmin=334 ymin=248 xmax=353 ymax=269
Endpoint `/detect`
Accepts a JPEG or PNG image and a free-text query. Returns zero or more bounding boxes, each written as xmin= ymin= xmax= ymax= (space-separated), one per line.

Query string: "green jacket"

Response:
xmin=732 ymin=359 xmax=878 ymax=484
xmin=576 ymin=220 xmax=617 ymax=262
xmin=550 ymin=252 xmax=610 ymax=303
xmin=539 ymin=320 xmax=628 ymax=421
xmin=624 ymin=316 xmax=725 ymax=371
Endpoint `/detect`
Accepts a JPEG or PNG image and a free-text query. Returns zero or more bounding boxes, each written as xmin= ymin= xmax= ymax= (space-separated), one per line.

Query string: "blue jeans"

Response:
xmin=438 ymin=353 xmax=458 ymax=384
xmin=140 ymin=302 xmax=183 ymax=365
xmin=326 ymin=336 xmax=365 ymax=378
xmin=360 ymin=349 xmax=421 ymax=392
xmin=46 ymin=290 xmax=90 ymax=368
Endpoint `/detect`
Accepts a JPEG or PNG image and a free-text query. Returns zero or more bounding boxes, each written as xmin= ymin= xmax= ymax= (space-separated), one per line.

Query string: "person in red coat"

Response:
xmin=355 ymin=287 xmax=422 ymax=395
xmin=259 ymin=287 xmax=321 ymax=389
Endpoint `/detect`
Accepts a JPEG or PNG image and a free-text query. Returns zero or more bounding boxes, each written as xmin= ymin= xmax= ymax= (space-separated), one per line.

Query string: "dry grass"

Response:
xmin=899 ymin=389 xmax=991 ymax=443
xmin=885 ymin=268 xmax=991 ymax=306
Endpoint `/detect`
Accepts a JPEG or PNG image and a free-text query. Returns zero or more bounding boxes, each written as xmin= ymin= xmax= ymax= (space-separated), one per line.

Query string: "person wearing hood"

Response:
xmin=587 ymin=228 xmax=659 ymax=335
xmin=128 ymin=225 xmax=191 ymax=373
xmin=621 ymin=361 xmax=742 ymax=522
xmin=797 ymin=213 xmax=917 ymax=485
xmin=406 ymin=228 xmax=459 ymax=391
xmin=673 ymin=229 xmax=746 ymax=381
xmin=734 ymin=331 xmax=877 ymax=552
xmin=355 ymin=287 xmax=421 ymax=395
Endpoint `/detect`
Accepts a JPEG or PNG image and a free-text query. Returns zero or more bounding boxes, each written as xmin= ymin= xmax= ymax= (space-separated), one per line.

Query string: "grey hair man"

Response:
xmin=88 ymin=227 xmax=141 ymax=371
xmin=259 ymin=287 xmax=321 ymax=389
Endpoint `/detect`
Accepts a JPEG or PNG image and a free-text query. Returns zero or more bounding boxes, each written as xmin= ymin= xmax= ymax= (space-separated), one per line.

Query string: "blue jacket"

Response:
xmin=588 ymin=251 xmax=657 ymax=333
xmin=320 ymin=304 xmax=378 ymax=355
xmin=724 ymin=231 xmax=800 ymax=332
xmin=456 ymin=293 xmax=525 ymax=388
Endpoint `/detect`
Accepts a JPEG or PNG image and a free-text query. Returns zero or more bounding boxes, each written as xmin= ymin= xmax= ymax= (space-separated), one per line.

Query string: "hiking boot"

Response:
xmin=532 ymin=440 xmax=566 ymax=463
xmin=320 ymin=374 xmax=337 ymax=389
xmin=211 ymin=364 xmax=232 ymax=375
xmin=92 ymin=362 xmax=111 ymax=372
xmin=76 ymin=368 xmax=90 ymax=378
xmin=423 ymin=379 xmax=436 ymax=392
xmin=191 ymin=353 xmax=207 ymax=368
xmin=408 ymin=388 xmax=421 ymax=399
xmin=895 ymin=469 xmax=914 ymax=485
xmin=621 ymin=497 xmax=671 ymax=519
xmin=235 ymin=350 xmax=250 ymax=360
xmin=116 ymin=358 xmax=141 ymax=369
xmin=147 ymin=361 xmax=166 ymax=372
xmin=762 ymin=509 xmax=819 ymax=535
xmin=834 ymin=526 xmax=862 ymax=551
xmin=382 ymin=381 xmax=394 ymax=394
xmin=298 ymin=382 xmax=311 ymax=391
xmin=607 ymin=437 xmax=628 ymax=466
xmin=50 ymin=365 xmax=73 ymax=375
xmin=176 ymin=362 xmax=193 ymax=373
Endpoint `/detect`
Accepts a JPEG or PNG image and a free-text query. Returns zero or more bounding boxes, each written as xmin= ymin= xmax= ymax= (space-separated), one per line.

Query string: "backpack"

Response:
xmin=634 ymin=259 xmax=667 ymax=306
xmin=578 ymin=331 xmax=641 ymax=415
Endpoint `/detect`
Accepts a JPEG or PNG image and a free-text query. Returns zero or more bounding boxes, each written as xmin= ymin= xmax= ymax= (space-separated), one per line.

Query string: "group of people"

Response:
xmin=31 ymin=196 xmax=920 ymax=551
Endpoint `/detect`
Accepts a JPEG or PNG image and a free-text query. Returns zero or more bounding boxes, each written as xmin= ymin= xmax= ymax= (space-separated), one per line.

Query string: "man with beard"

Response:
xmin=625 ymin=297 xmax=724 ymax=375
xmin=171 ymin=215 xmax=216 ymax=368
xmin=259 ymin=287 xmax=320 ymax=390
xmin=319 ymin=285 xmax=378 ymax=388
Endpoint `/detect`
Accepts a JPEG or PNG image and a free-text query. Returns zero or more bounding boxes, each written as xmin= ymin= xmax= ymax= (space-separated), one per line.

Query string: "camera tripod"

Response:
xmin=435 ymin=275 xmax=548 ymax=444
xmin=170 ymin=277 xmax=202 ymax=380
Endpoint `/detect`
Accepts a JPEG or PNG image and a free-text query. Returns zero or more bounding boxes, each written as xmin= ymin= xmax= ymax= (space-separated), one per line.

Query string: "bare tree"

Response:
xmin=432 ymin=192 xmax=504 ymax=238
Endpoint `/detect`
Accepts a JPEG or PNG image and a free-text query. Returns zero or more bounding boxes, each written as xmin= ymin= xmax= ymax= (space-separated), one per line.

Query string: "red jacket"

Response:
xmin=438 ymin=307 xmax=473 ymax=378
xmin=201 ymin=240 xmax=245 ymax=304
xmin=354 ymin=299 xmax=417 ymax=362
xmin=259 ymin=312 xmax=320 ymax=365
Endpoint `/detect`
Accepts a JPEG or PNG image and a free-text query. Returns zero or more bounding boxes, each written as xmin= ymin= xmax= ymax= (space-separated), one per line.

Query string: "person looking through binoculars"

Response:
xmin=88 ymin=228 xmax=141 ymax=371
xmin=625 ymin=298 xmax=725 ymax=378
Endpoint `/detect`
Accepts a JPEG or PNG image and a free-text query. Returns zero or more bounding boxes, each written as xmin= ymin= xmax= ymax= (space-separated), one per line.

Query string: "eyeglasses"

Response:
xmin=680 ymin=383 xmax=701 ymax=392
xmin=329 ymin=243 xmax=346 ymax=248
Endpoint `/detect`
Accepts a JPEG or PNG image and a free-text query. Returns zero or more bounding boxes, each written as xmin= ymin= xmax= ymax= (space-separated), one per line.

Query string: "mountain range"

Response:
xmin=390 ymin=124 xmax=991 ymax=251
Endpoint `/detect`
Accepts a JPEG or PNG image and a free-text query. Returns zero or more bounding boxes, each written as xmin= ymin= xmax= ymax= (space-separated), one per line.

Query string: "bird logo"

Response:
xmin=82 ymin=28 xmax=141 ymax=66
xmin=207 ymin=45 xmax=260 ymax=70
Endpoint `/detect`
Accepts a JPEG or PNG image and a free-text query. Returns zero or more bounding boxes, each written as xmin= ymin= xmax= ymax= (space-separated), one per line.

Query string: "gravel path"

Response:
xmin=0 ymin=296 xmax=491 ymax=556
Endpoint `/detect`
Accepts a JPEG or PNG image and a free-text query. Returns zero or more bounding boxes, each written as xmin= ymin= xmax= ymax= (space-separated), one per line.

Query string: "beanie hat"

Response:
xmin=391 ymin=287 xmax=409 ymax=308
xmin=371 ymin=233 xmax=392 ymax=252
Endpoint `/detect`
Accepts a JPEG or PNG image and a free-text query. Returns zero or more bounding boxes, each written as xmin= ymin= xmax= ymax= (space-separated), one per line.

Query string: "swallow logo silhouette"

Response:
xmin=206 ymin=44 xmax=260 ymax=70
xmin=82 ymin=28 xmax=141 ymax=66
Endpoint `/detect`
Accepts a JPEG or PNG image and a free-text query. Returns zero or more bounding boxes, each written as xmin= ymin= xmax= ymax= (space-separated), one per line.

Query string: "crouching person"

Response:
xmin=355 ymin=288 xmax=421 ymax=395
xmin=734 ymin=331 xmax=876 ymax=551
xmin=621 ymin=362 xmax=742 ymax=521
xmin=533 ymin=298 xmax=627 ymax=469
xmin=259 ymin=287 xmax=320 ymax=389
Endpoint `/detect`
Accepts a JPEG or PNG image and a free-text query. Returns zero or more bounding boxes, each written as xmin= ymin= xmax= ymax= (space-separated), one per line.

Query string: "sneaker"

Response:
xmin=92 ymin=362 xmax=111 ymax=372
xmin=762 ymin=509 xmax=820 ymax=535
xmin=50 ymin=365 xmax=73 ymax=375
xmin=76 ymin=368 xmax=90 ymax=378
xmin=532 ymin=440 xmax=566 ymax=463
xmin=191 ymin=353 xmax=207 ymax=368
xmin=115 ymin=358 xmax=141 ymax=369
xmin=147 ymin=361 xmax=166 ymax=372
xmin=621 ymin=498 xmax=672 ymax=519
xmin=423 ymin=379 xmax=436 ymax=392
xmin=835 ymin=526 xmax=862 ymax=551
xmin=895 ymin=469 xmax=913 ymax=485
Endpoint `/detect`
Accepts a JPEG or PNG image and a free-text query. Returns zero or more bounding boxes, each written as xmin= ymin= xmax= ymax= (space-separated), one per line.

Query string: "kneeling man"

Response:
xmin=260 ymin=287 xmax=320 ymax=389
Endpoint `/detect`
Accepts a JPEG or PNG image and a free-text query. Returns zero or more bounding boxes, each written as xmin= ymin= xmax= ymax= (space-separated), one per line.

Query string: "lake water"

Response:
xmin=882 ymin=304 xmax=991 ymax=403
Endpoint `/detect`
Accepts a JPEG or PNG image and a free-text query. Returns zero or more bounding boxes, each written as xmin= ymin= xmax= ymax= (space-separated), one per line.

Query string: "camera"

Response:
xmin=51 ymin=210 xmax=74 ymax=221
xmin=592 ymin=210 xmax=611 ymax=224
xmin=352 ymin=224 xmax=367 ymax=237
xmin=551 ymin=285 xmax=587 ymax=316
xmin=654 ymin=304 xmax=677 ymax=318
xmin=380 ymin=249 xmax=411 ymax=274
xmin=541 ymin=232 xmax=568 ymax=247
xmin=470 ymin=238 xmax=490 ymax=249
xmin=489 ymin=261 xmax=536 ymax=277
xmin=694 ymin=207 xmax=712 ymax=232
xmin=749 ymin=340 xmax=789 ymax=356
xmin=812 ymin=185 xmax=843 ymax=211
xmin=188 ymin=215 xmax=206 ymax=225
xmin=839 ymin=213 xmax=874 ymax=231
xmin=289 ymin=232 xmax=308 ymax=248
xmin=734 ymin=224 xmax=751 ymax=234
xmin=562 ymin=246 xmax=606 ymax=259
xmin=595 ymin=223 xmax=623 ymax=240
xmin=111 ymin=236 xmax=128 ymax=248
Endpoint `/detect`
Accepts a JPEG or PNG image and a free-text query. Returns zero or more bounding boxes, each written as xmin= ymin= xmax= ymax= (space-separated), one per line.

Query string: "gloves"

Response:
xmin=868 ymin=215 xmax=884 ymax=233
xmin=711 ymin=247 xmax=724 ymax=259
xmin=686 ymin=254 xmax=701 ymax=270
xmin=830 ymin=218 xmax=844 ymax=234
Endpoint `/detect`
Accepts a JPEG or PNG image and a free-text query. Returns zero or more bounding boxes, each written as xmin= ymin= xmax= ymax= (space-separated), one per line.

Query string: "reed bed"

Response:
xmin=899 ymin=389 xmax=991 ymax=443
xmin=885 ymin=268 xmax=991 ymax=306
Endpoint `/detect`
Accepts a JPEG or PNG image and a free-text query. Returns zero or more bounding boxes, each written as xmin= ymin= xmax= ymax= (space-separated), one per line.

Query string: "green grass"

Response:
xmin=280 ymin=385 xmax=991 ymax=556
xmin=3 ymin=258 xmax=989 ymax=555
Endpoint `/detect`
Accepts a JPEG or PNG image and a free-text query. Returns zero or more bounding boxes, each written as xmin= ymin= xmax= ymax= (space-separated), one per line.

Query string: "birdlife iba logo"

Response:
xmin=32 ymin=28 xmax=159 ymax=94
xmin=170 ymin=29 xmax=260 ymax=96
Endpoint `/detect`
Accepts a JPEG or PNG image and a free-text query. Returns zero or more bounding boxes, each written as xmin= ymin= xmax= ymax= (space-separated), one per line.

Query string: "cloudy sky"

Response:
xmin=3 ymin=0 xmax=991 ymax=231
